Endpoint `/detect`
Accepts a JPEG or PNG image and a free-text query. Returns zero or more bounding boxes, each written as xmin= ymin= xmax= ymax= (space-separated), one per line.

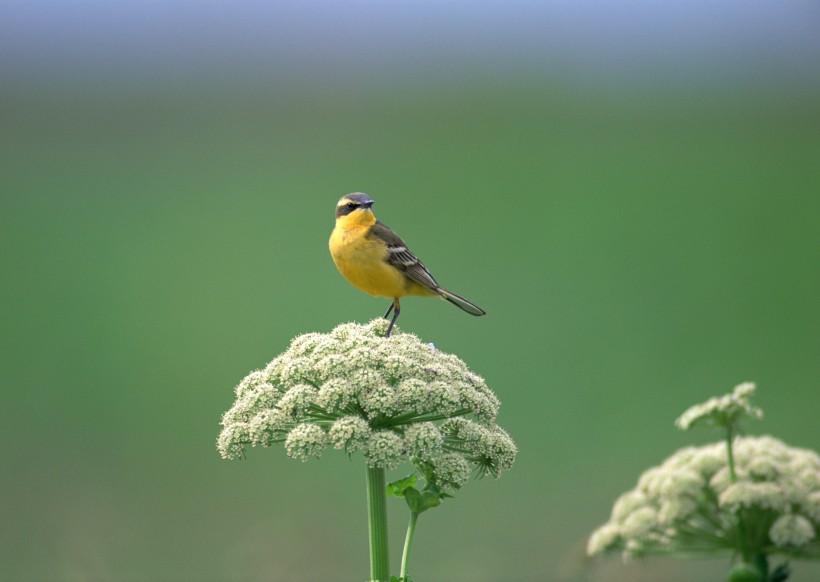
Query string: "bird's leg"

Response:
xmin=384 ymin=298 xmax=400 ymax=338
xmin=383 ymin=302 xmax=394 ymax=320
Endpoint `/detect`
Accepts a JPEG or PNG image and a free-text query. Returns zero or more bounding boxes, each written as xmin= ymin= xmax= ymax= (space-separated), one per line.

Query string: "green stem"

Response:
xmin=726 ymin=426 xmax=751 ymax=564
xmin=366 ymin=466 xmax=390 ymax=582
xmin=400 ymin=511 xmax=419 ymax=580
xmin=726 ymin=426 xmax=737 ymax=482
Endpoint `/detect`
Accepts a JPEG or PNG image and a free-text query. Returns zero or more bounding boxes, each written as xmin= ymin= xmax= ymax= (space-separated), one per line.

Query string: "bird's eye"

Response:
xmin=347 ymin=202 xmax=356 ymax=209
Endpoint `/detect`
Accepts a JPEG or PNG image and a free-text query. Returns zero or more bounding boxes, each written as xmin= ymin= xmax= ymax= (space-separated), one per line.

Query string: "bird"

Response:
xmin=329 ymin=192 xmax=485 ymax=337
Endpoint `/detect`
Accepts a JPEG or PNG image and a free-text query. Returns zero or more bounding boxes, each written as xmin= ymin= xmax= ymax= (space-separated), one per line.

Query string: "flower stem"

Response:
xmin=725 ymin=426 xmax=751 ymax=563
xmin=400 ymin=511 xmax=419 ymax=580
xmin=726 ymin=426 xmax=737 ymax=482
xmin=366 ymin=466 xmax=390 ymax=582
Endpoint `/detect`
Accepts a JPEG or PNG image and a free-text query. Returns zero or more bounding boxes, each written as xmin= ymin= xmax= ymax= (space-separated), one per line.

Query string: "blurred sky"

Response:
xmin=2 ymin=0 xmax=819 ymax=89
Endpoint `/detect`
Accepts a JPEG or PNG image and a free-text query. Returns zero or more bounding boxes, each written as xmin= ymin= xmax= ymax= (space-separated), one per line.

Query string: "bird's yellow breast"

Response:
xmin=330 ymin=210 xmax=431 ymax=299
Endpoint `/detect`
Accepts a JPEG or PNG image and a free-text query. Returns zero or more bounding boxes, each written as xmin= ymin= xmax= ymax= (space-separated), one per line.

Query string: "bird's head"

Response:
xmin=335 ymin=193 xmax=375 ymax=225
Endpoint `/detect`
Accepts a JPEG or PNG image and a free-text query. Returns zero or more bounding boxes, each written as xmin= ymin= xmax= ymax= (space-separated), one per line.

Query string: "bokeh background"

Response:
xmin=2 ymin=1 xmax=819 ymax=580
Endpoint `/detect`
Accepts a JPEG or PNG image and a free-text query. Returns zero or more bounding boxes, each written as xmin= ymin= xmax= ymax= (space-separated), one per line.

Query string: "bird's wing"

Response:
xmin=368 ymin=221 xmax=441 ymax=292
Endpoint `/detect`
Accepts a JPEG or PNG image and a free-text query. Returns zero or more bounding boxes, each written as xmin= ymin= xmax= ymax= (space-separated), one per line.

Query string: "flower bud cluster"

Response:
xmin=675 ymin=382 xmax=762 ymax=431
xmin=218 ymin=319 xmax=515 ymax=490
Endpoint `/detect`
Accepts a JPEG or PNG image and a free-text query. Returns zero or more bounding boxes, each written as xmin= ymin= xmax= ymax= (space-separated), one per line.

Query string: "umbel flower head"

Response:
xmin=217 ymin=319 xmax=516 ymax=490
xmin=587 ymin=435 xmax=820 ymax=560
xmin=589 ymin=383 xmax=820 ymax=565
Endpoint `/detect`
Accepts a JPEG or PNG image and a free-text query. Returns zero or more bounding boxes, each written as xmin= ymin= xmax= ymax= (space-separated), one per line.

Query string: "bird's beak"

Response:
xmin=362 ymin=201 xmax=374 ymax=209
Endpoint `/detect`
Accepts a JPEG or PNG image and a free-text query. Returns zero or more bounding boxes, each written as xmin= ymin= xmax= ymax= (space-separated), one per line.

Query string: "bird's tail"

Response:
xmin=437 ymin=288 xmax=486 ymax=316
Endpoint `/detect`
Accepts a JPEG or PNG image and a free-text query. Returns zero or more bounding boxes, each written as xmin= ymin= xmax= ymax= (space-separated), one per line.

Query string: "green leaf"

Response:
xmin=727 ymin=562 xmax=763 ymax=582
xmin=403 ymin=487 xmax=424 ymax=513
xmin=419 ymin=491 xmax=442 ymax=512
xmin=768 ymin=563 xmax=790 ymax=582
xmin=386 ymin=473 xmax=418 ymax=497
xmin=421 ymin=480 xmax=454 ymax=500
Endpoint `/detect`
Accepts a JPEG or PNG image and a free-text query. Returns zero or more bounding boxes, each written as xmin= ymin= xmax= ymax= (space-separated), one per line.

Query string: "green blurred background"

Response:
xmin=2 ymin=2 xmax=819 ymax=581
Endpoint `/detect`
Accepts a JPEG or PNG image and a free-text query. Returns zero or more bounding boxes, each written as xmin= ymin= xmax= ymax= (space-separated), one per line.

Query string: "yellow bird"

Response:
xmin=329 ymin=192 xmax=485 ymax=337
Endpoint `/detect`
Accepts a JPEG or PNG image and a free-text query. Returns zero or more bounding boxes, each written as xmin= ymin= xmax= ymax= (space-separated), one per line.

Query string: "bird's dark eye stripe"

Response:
xmin=335 ymin=202 xmax=359 ymax=218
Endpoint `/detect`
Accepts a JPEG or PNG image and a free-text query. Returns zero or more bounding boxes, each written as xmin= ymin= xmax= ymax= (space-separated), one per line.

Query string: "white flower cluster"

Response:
xmin=217 ymin=319 xmax=515 ymax=488
xmin=587 ymin=435 xmax=820 ymax=560
xmin=675 ymin=382 xmax=763 ymax=431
